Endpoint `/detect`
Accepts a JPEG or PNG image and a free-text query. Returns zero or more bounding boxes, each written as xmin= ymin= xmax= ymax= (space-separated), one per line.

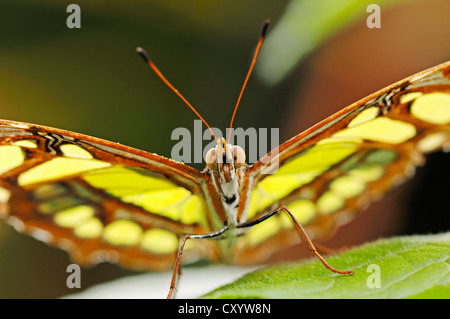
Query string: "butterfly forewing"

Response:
xmin=231 ymin=61 xmax=450 ymax=264
xmin=0 ymin=120 xmax=218 ymax=270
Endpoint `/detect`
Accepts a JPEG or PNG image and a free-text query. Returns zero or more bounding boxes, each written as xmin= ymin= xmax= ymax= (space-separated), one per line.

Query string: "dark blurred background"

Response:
xmin=0 ymin=0 xmax=448 ymax=298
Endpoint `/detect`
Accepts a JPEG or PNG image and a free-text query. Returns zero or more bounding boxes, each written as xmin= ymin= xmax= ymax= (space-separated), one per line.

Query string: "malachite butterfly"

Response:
xmin=0 ymin=20 xmax=449 ymax=298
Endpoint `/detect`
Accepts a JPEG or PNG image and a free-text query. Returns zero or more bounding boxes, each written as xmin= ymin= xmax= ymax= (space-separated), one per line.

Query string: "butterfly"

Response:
xmin=0 ymin=19 xmax=449 ymax=298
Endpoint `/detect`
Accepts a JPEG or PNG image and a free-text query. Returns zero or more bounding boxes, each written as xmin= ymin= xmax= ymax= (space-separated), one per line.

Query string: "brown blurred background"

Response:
xmin=0 ymin=0 xmax=448 ymax=298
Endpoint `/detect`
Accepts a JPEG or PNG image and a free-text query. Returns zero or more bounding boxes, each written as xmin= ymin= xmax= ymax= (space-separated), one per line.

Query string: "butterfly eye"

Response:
xmin=232 ymin=145 xmax=246 ymax=168
xmin=205 ymin=148 xmax=218 ymax=171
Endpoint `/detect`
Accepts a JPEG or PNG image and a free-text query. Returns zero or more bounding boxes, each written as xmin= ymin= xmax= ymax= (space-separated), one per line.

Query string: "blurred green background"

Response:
xmin=0 ymin=0 xmax=448 ymax=298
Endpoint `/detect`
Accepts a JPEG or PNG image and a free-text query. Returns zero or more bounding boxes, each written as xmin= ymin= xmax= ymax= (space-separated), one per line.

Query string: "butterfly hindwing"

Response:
xmin=231 ymin=61 xmax=450 ymax=264
xmin=0 ymin=120 xmax=218 ymax=270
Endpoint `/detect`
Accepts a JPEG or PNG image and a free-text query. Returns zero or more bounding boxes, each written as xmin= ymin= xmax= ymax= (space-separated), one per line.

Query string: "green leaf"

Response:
xmin=257 ymin=0 xmax=409 ymax=85
xmin=202 ymin=232 xmax=450 ymax=299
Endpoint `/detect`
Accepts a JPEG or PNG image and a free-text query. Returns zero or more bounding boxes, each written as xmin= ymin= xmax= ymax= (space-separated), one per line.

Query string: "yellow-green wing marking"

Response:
xmin=233 ymin=62 xmax=450 ymax=264
xmin=0 ymin=121 xmax=215 ymax=271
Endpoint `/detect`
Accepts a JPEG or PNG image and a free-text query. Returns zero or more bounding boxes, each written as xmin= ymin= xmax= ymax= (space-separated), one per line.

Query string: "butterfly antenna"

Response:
xmin=136 ymin=47 xmax=217 ymax=142
xmin=227 ymin=18 xmax=270 ymax=143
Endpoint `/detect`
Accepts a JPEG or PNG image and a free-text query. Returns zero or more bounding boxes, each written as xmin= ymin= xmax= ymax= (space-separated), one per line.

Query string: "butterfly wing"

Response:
xmin=232 ymin=61 xmax=450 ymax=264
xmin=0 ymin=120 xmax=217 ymax=271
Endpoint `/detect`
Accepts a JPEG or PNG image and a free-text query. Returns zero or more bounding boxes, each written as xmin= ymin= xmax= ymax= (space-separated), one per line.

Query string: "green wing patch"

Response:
xmin=233 ymin=66 xmax=450 ymax=264
xmin=0 ymin=123 xmax=213 ymax=271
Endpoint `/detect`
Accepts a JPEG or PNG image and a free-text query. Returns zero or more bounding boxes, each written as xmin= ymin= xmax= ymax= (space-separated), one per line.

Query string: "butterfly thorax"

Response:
xmin=205 ymin=161 xmax=251 ymax=261
xmin=204 ymin=139 xmax=248 ymax=230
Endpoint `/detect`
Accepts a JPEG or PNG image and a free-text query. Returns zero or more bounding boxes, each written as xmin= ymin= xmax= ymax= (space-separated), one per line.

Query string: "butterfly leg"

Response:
xmin=167 ymin=225 xmax=230 ymax=299
xmin=237 ymin=205 xmax=353 ymax=276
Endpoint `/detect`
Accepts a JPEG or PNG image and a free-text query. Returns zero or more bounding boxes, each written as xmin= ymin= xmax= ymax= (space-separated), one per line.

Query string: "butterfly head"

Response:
xmin=205 ymin=138 xmax=246 ymax=183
